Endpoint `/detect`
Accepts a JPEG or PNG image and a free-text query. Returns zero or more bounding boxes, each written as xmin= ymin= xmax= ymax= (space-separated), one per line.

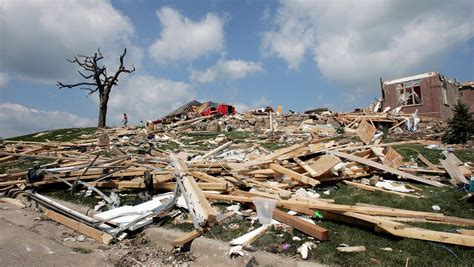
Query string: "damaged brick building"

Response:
xmin=381 ymin=72 xmax=474 ymax=119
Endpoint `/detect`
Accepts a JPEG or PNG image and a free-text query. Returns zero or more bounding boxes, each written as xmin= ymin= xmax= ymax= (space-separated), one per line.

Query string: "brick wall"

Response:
xmin=382 ymin=74 xmax=460 ymax=119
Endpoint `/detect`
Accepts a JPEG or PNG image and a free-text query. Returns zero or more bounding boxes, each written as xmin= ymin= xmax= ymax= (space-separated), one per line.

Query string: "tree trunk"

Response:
xmin=98 ymin=93 xmax=108 ymax=128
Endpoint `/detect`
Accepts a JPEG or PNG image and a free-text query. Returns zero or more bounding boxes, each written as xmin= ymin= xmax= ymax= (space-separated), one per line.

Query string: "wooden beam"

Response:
xmin=417 ymin=154 xmax=440 ymax=171
xmin=195 ymin=141 xmax=233 ymax=162
xmin=171 ymin=229 xmax=202 ymax=246
xmin=44 ymin=209 xmax=113 ymax=244
xmin=328 ymin=151 xmax=444 ymax=187
xmin=272 ymin=208 xmax=329 ymax=241
xmin=345 ymin=212 xmax=474 ymax=247
xmin=204 ymin=193 xmax=474 ymax=226
xmin=234 ymin=141 xmax=309 ymax=171
xmin=440 ymin=159 xmax=468 ymax=185
xmin=190 ymin=171 xmax=226 ymax=183
xmin=343 ymin=180 xmax=420 ymax=198
xmin=293 ymin=158 xmax=318 ymax=177
xmin=269 ymin=163 xmax=320 ymax=186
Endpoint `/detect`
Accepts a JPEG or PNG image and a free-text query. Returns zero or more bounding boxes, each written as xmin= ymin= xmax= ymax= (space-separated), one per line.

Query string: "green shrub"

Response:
xmin=442 ymin=100 xmax=473 ymax=144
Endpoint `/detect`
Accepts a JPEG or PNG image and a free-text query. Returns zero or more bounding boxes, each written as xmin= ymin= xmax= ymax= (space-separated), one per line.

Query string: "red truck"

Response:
xmin=201 ymin=104 xmax=236 ymax=117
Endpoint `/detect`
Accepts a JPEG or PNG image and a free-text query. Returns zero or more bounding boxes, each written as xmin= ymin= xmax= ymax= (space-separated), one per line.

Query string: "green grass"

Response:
xmin=7 ymin=127 xmax=97 ymax=142
xmin=393 ymin=144 xmax=474 ymax=166
xmin=0 ymin=158 xmax=54 ymax=174
xmin=42 ymin=189 xmax=101 ymax=208
xmin=225 ymin=131 xmax=252 ymax=140
xmin=261 ymin=142 xmax=291 ymax=151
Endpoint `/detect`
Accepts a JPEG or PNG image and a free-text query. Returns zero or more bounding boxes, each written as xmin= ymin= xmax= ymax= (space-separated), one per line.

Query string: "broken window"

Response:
xmin=397 ymin=80 xmax=422 ymax=106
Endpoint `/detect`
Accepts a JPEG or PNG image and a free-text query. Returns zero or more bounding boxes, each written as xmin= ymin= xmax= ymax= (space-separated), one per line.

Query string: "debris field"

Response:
xmin=1 ymin=108 xmax=473 ymax=265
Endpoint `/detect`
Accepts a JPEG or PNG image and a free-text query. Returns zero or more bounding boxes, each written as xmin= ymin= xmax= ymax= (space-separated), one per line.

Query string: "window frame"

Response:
xmin=396 ymin=80 xmax=423 ymax=107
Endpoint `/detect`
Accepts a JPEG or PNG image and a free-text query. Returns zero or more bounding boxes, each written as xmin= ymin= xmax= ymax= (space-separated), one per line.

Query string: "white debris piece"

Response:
xmin=229 ymin=245 xmax=244 ymax=257
xmin=295 ymin=188 xmax=320 ymax=198
xmin=375 ymin=180 xmax=414 ymax=193
xmin=432 ymin=205 xmax=441 ymax=211
xmin=297 ymin=241 xmax=316 ymax=259
xmin=226 ymin=204 xmax=241 ymax=214
xmin=287 ymin=210 xmax=298 ymax=216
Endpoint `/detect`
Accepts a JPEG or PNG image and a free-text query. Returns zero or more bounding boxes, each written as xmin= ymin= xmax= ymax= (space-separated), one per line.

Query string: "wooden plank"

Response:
xmin=44 ymin=209 xmax=113 ymax=244
xmin=382 ymin=147 xmax=403 ymax=168
xmin=190 ymin=171 xmax=225 ymax=183
xmin=308 ymin=155 xmax=341 ymax=177
xmin=458 ymin=165 xmax=472 ymax=177
xmin=204 ymin=194 xmax=474 ymax=226
xmin=329 ymin=151 xmax=444 ymax=187
xmin=272 ymin=208 xmax=329 ymax=241
xmin=116 ymin=181 xmax=228 ymax=191
xmin=343 ymin=180 xmax=420 ymax=198
xmin=440 ymin=159 xmax=468 ymax=185
xmin=417 ymin=154 xmax=440 ymax=171
xmin=247 ymin=169 xmax=275 ymax=175
xmin=356 ymin=119 xmax=377 ymax=145
xmin=0 ymin=197 xmax=25 ymax=208
xmin=234 ymin=141 xmax=309 ymax=171
xmin=173 ymin=157 xmax=220 ymax=226
xmin=442 ymin=151 xmax=463 ymax=166
xmin=346 ymin=212 xmax=474 ymax=247
xmin=171 ymin=229 xmax=202 ymax=246
xmin=195 ymin=141 xmax=233 ymax=162
xmin=269 ymin=163 xmax=320 ymax=186
xmin=293 ymin=158 xmax=318 ymax=177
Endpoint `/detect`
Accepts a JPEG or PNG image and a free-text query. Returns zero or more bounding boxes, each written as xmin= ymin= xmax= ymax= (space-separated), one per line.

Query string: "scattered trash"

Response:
xmin=337 ymin=246 xmax=367 ymax=253
xmin=229 ymin=245 xmax=244 ymax=257
xmin=432 ymin=205 xmax=441 ymax=211
xmin=252 ymin=198 xmax=276 ymax=225
xmin=297 ymin=241 xmax=316 ymax=259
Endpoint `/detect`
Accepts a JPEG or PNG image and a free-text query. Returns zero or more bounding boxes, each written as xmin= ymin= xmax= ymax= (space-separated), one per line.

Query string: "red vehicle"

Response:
xmin=201 ymin=104 xmax=236 ymax=117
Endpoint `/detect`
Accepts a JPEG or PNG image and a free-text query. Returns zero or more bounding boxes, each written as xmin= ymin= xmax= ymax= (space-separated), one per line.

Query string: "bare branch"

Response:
xmin=78 ymin=70 xmax=93 ymax=79
xmin=57 ymin=81 xmax=97 ymax=89
xmin=80 ymin=87 xmax=99 ymax=96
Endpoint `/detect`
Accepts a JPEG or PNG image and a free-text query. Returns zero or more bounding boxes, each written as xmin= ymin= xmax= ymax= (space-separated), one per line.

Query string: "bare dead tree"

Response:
xmin=57 ymin=48 xmax=135 ymax=128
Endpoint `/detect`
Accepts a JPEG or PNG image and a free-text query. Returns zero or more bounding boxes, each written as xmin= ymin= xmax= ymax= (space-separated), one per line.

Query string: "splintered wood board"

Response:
xmin=440 ymin=159 xmax=468 ymax=185
xmin=382 ymin=147 xmax=403 ymax=168
xmin=44 ymin=209 xmax=113 ymax=244
xmin=329 ymin=151 xmax=444 ymax=187
xmin=308 ymin=154 xmax=341 ymax=177
xmin=269 ymin=163 xmax=320 ymax=186
xmin=356 ymin=119 xmax=377 ymax=145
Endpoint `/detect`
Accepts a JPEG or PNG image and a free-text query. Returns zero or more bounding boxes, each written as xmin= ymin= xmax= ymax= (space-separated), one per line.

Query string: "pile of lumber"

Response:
xmin=0 ymin=124 xmax=472 ymax=249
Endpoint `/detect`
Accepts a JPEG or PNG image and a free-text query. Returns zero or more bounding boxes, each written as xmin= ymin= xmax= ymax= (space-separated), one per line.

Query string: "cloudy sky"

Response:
xmin=0 ymin=0 xmax=473 ymax=137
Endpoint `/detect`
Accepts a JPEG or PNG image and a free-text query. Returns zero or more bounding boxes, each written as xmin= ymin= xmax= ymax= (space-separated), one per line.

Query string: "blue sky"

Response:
xmin=0 ymin=0 xmax=473 ymax=137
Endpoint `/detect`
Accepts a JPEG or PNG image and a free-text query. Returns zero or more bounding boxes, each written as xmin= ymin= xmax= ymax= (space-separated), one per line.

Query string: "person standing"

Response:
xmin=123 ymin=113 xmax=128 ymax=127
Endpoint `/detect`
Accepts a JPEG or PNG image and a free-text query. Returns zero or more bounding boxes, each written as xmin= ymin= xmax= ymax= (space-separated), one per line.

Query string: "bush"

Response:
xmin=442 ymin=100 xmax=473 ymax=144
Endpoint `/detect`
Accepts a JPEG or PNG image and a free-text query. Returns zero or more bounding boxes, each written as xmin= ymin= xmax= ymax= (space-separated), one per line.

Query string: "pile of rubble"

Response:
xmin=0 ymin=116 xmax=472 ymax=260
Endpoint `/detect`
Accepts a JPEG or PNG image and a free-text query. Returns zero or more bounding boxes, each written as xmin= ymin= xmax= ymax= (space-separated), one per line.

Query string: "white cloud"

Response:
xmin=0 ymin=73 xmax=10 ymax=88
xmin=231 ymin=96 xmax=273 ymax=113
xmin=0 ymin=0 xmax=142 ymax=83
xmin=190 ymin=58 xmax=262 ymax=84
xmin=252 ymin=96 xmax=273 ymax=108
xmin=105 ymin=75 xmax=195 ymax=124
xmin=149 ymin=7 xmax=225 ymax=64
xmin=262 ymin=0 xmax=473 ymax=94
xmin=0 ymin=103 xmax=94 ymax=138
